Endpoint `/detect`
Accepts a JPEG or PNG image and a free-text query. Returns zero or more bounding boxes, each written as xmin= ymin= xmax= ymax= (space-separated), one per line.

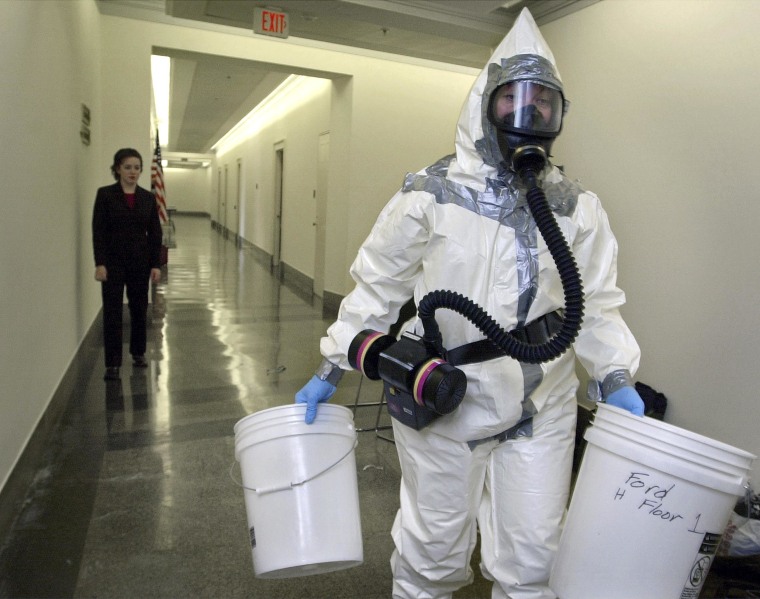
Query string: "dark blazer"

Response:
xmin=92 ymin=183 xmax=163 ymax=271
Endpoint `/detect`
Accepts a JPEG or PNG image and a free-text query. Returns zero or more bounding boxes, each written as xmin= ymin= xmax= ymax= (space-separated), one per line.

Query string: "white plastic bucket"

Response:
xmin=234 ymin=403 xmax=363 ymax=578
xmin=550 ymin=403 xmax=755 ymax=599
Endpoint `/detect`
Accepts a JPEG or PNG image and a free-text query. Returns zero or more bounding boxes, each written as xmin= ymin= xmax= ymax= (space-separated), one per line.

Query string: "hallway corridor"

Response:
xmin=0 ymin=216 xmax=752 ymax=598
xmin=0 ymin=215 xmax=410 ymax=599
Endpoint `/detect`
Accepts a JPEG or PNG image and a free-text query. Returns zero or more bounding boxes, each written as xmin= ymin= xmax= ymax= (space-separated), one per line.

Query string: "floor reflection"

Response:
xmin=0 ymin=215 xmax=748 ymax=599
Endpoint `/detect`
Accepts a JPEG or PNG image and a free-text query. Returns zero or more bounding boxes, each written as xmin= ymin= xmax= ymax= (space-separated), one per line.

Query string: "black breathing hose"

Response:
xmin=419 ymin=152 xmax=585 ymax=364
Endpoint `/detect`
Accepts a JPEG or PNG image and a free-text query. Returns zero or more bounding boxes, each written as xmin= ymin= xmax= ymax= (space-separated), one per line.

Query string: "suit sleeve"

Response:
xmin=92 ymin=188 xmax=108 ymax=266
xmin=147 ymin=192 xmax=163 ymax=269
xmin=571 ymin=193 xmax=641 ymax=382
xmin=320 ymin=189 xmax=432 ymax=368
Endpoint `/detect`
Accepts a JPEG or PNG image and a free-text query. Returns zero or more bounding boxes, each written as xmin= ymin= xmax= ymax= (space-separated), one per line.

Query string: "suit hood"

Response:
xmin=448 ymin=8 xmax=565 ymax=191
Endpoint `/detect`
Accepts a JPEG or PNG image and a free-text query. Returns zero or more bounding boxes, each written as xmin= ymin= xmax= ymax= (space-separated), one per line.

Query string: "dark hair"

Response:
xmin=111 ymin=148 xmax=143 ymax=180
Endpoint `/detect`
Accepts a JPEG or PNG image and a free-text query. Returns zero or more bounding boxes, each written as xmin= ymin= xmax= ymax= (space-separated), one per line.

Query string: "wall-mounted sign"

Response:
xmin=253 ymin=7 xmax=289 ymax=39
xmin=81 ymin=103 xmax=91 ymax=146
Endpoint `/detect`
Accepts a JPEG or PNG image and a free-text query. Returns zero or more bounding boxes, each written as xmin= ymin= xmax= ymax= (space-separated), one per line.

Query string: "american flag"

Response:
xmin=151 ymin=134 xmax=168 ymax=224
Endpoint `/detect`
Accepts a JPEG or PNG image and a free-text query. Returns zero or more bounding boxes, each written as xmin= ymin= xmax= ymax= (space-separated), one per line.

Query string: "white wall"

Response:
xmin=0 ymin=0 xmax=103 ymax=491
xmin=213 ymin=65 xmax=477 ymax=291
xmin=215 ymin=78 xmax=333 ymax=278
xmin=96 ymin=14 xmax=475 ymax=293
xmin=542 ymin=0 xmax=760 ymax=481
xmin=163 ymin=167 xmax=213 ymax=214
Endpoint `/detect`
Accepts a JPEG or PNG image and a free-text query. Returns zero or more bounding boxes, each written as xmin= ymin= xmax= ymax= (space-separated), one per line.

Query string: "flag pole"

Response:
xmin=151 ymin=130 xmax=171 ymax=264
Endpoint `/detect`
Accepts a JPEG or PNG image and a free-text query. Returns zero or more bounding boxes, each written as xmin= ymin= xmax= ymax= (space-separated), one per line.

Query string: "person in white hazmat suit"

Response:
xmin=295 ymin=8 xmax=645 ymax=599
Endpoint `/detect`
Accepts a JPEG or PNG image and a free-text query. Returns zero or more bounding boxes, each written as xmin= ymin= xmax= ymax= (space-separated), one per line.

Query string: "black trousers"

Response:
xmin=101 ymin=266 xmax=150 ymax=367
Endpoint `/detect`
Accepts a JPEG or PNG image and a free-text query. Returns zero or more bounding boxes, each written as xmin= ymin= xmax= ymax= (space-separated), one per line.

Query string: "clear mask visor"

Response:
xmin=489 ymin=81 xmax=564 ymax=136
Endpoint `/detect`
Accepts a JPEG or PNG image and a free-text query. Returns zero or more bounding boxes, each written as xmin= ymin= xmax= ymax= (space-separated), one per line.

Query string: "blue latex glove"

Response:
xmin=295 ymin=375 xmax=337 ymax=424
xmin=605 ymin=386 xmax=645 ymax=416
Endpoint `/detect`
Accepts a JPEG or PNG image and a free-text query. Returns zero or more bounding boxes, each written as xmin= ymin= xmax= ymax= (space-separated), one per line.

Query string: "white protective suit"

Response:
xmin=319 ymin=8 xmax=640 ymax=599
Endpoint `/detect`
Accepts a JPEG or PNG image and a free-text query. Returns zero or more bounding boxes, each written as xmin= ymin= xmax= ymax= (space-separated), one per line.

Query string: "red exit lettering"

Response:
xmin=261 ymin=10 xmax=287 ymax=34
xmin=253 ymin=7 xmax=289 ymax=38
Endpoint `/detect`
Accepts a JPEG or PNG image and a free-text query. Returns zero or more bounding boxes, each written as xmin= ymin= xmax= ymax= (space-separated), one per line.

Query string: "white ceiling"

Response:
xmin=97 ymin=0 xmax=599 ymax=158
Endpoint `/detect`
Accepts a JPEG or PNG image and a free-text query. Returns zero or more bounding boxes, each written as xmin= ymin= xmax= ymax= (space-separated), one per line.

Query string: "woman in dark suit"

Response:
xmin=92 ymin=148 xmax=162 ymax=380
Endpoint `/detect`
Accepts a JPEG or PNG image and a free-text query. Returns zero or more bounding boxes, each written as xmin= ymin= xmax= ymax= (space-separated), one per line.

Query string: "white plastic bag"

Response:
xmin=718 ymin=493 xmax=760 ymax=557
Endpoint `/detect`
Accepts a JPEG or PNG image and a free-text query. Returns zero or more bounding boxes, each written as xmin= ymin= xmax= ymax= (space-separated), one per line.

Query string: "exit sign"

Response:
xmin=253 ymin=7 xmax=289 ymax=39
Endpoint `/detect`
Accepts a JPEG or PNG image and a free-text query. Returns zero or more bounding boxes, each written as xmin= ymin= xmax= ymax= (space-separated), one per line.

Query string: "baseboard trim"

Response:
xmin=279 ymin=262 xmax=313 ymax=301
xmin=321 ymin=290 xmax=342 ymax=319
xmin=216 ymin=226 xmax=344 ymax=320
xmin=0 ymin=316 xmax=102 ymax=537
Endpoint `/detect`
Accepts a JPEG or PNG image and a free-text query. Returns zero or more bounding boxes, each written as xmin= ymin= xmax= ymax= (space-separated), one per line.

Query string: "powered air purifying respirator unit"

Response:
xmin=349 ymin=329 xmax=467 ymax=429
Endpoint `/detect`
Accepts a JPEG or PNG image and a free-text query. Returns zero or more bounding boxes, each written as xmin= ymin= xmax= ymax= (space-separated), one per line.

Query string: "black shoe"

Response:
xmin=104 ymin=367 xmax=120 ymax=380
xmin=132 ymin=355 xmax=148 ymax=368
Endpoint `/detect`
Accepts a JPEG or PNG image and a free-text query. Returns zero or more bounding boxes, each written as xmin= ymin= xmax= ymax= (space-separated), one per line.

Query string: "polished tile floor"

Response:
xmin=0 ymin=216 xmax=492 ymax=599
xmin=0 ymin=215 xmax=755 ymax=599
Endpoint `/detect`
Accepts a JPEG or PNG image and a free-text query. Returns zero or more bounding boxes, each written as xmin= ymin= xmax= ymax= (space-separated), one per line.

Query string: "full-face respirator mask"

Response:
xmin=487 ymin=76 xmax=569 ymax=176
xmin=348 ymin=68 xmax=585 ymax=431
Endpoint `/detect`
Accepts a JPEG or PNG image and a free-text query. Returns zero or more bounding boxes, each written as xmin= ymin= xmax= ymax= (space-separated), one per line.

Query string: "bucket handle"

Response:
xmin=230 ymin=435 xmax=358 ymax=496
xmin=741 ymin=481 xmax=755 ymax=518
